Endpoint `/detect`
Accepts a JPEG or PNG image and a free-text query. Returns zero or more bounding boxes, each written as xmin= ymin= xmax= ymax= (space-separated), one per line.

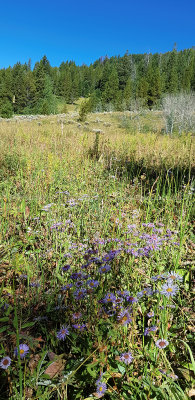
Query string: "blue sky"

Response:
xmin=0 ymin=0 xmax=194 ymax=68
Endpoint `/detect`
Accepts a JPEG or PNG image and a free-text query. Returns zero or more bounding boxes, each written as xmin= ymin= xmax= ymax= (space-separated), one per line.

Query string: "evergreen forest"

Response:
xmin=0 ymin=48 xmax=195 ymax=117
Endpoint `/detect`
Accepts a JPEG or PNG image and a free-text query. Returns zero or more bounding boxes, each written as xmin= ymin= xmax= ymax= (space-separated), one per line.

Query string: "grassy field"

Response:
xmin=0 ymin=110 xmax=194 ymax=399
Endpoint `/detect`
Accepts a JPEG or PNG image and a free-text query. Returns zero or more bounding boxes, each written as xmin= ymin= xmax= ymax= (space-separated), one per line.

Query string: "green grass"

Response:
xmin=0 ymin=111 xmax=194 ymax=399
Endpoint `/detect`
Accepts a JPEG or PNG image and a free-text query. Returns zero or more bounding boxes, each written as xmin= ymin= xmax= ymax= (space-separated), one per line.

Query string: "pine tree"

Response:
xmin=123 ymin=77 xmax=132 ymax=108
xmin=102 ymin=68 xmax=119 ymax=107
xmin=167 ymin=50 xmax=178 ymax=93
xmin=35 ymin=75 xmax=57 ymax=114
xmin=33 ymin=61 xmax=46 ymax=99
xmin=24 ymin=70 xmax=37 ymax=110
xmin=147 ymin=65 xmax=161 ymax=108
xmin=0 ymin=68 xmax=13 ymax=117
xmin=136 ymin=77 xmax=148 ymax=106
xmin=58 ymin=70 xmax=72 ymax=102
xmin=12 ymin=63 xmax=27 ymax=113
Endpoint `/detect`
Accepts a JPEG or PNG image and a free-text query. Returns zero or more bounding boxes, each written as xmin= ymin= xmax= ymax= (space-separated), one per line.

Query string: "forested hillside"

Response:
xmin=0 ymin=48 xmax=194 ymax=117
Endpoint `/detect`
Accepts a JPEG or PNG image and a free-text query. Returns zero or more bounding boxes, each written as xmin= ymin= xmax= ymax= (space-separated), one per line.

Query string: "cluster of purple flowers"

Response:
xmin=0 ymin=344 xmax=30 ymax=369
xmin=50 ymin=221 xmax=63 ymax=231
xmin=6 ymin=217 xmax=183 ymax=395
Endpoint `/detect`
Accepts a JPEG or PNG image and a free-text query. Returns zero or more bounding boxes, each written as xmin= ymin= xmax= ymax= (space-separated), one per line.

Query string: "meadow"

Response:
xmin=0 ymin=109 xmax=194 ymax=399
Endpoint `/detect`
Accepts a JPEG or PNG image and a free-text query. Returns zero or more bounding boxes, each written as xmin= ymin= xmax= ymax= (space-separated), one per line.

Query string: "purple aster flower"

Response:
xmin=72 ymin=323 xmax=86 ymax=331
xmin=14 ymin=344 xmax=29 ymax=359
xmin=129 ymin=249 xmax=139 ymax=257
xmin=120 ymin=351 xmax=133 ymax=365
xmin=73 ymin=288 xmax=87 ymax=300
xmin=137 ymin=287 xmax=153 ymax=298
xmin=103 ymin=293 xmax=116 ymax=304
xmin=69 ymin=242 xmax=78 ymax=250
xmin=88 ymin=256 xmax=101 ymax=264
xmin=67 ymin=199 xmax=77 ymax=206
xmin=117 ymin=309 xmax=132 ymax=325
xmin=56 ymin=326 xmax=69 ymax=340
xmin=96 ymin=381 xmax=107 ymax=398
xmin=61 ymin=283 xmax=73 ymax=291
xmin=87 ymin=279 xmax=99 ymax=288
xmin=142 ymin=223 xmax=155 ymax=228
xmin=75 ymin=280 xmax=84 ymax=288
xmin=19 ymin=274 xmax=28 ymax=280
xmin=112 ymin=297 xmax=123 ymax=306
xmin=63 ymin=252 xmax=72 ymax=258
xmin=152 ymin=228 xmax=163 ymax=234
xmin=30 ymin=282 xmax=40 ymax=288
xmin=62 ymin=264 xmax=71 ymax=272
xmin=155 ymin=339 xmax=169 ymax=349
xmin=144 ymin=326 xmax=158 ymax=336
xmin=72 ymin=312 xmax=82 ymax=320
xmin=96 ymin=373 xmax=104 ymax=385
xmin=166 ymin=271 xmax=183 ymax=283
xmin=99 ymin=264 xmax=111 ymax=274
xmin=127 ymin=224 xmax=137 ymax=231
xmin=126 ymin=295 xmax=138 ymax=304
xmin=161 ymin=282 xmax=178 ymax=298
xmin=102 ymin=250 xmax=120 ymax=262
xmin=117 ymin=290 xmax=130 ymax=298
xmin=147 ymin=311 xmax=154 ymax=318
xmin=0 ymin=356 xmax=11 ymax=369
xmin=50 ymin=222 xmax=63 ymax=230
xmin=70 ymin=272 xmax=82 ymax=280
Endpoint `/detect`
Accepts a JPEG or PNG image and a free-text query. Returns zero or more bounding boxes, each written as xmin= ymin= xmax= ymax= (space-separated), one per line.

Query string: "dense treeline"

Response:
xmin=0 ymin=48 xmax=194 ymax=117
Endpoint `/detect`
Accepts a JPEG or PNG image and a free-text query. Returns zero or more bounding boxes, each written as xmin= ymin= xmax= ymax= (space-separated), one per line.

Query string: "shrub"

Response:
xmin=78 ymin=98 xmax=93 ymax=121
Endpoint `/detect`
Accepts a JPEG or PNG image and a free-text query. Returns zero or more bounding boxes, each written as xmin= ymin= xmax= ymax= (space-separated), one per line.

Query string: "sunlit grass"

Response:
xmin=0 ymin=111 xmax=194 ymax=399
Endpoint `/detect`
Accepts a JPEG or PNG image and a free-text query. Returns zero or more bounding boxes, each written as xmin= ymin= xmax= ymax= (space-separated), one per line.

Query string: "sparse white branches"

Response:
xmin=162 ymin=93 xmax=195 ymax=134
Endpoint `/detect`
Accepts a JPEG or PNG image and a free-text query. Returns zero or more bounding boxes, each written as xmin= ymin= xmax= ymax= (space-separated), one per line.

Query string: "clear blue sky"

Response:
xmin=0 ymin=0 xmax=194 ymax=68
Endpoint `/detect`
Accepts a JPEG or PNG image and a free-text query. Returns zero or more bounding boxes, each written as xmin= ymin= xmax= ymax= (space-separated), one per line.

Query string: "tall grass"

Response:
xmin=0 ymin=112 xmax=194 ymax=399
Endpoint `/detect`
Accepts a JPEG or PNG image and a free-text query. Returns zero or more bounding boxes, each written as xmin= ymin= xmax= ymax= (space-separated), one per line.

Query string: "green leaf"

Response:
xmin=0 ymin=326 xmax=8 ymax=333
xmin=86 ymin=364 xmax=97 ymax=378
xmin=21 ymin=321 xmax=35 ymax=329
xmin=117 ymin=364 xmax=126 ymax=375
xmin=0 ymin=317 xmax=9 ymax=322
xmin=178 ymin=340 xmax=195 ymax=374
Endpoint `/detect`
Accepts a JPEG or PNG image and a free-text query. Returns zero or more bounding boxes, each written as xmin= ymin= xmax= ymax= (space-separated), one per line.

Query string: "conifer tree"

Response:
xmin=102 ymin=68 xmax=119 ymax=107
xmin=0 ymin=68 xmax=13 ymax=117
xmin=123 ymin=77 xmax=132 ymax=108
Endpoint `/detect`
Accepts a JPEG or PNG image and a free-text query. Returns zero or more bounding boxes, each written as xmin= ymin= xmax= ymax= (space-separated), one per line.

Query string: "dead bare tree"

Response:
xmin=162 ymin=93 xmax=195 ymax=134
